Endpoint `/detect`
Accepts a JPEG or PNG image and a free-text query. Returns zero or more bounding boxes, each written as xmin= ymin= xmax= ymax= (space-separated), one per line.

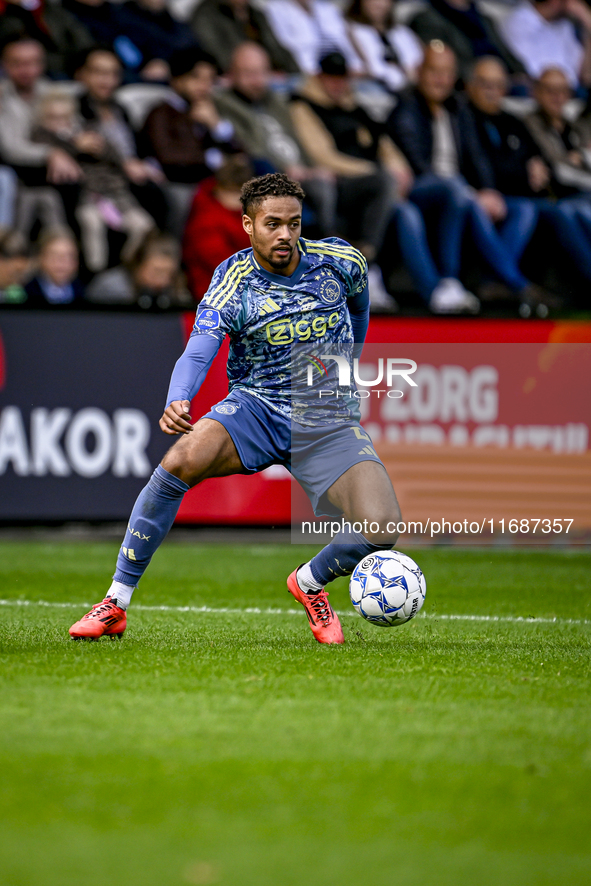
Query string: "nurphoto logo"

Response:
xmin=305 ymin=356 xmax=417 ymax=399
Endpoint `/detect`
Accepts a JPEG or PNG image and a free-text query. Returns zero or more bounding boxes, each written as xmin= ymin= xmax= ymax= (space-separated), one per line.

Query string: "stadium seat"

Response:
xmin=115 ymin=84 xmax=177 ymax=130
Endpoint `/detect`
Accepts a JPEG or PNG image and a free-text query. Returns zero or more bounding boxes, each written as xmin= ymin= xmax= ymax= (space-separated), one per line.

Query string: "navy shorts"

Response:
xmin=202 ymin=389 xmax=383 ymax=517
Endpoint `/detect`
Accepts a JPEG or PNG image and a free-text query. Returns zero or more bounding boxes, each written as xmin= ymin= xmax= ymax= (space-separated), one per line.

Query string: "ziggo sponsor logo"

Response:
xmin=266 ymin=312 xmax=340 ymax=344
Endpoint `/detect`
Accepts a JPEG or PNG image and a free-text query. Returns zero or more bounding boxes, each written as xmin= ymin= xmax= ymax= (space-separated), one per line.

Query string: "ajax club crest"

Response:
xmin=318 ymin=277 xmax=342 ymax=304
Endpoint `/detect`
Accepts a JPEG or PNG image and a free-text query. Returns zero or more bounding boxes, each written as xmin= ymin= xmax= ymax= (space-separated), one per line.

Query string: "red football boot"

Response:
xmin=69 ymin=597 xmax=127 ymax=640
xmin=287 ymin=568 xmax=344 ymax=644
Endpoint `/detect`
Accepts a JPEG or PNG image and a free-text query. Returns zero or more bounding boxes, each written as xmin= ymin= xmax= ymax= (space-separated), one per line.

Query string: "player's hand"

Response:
xmin=159 ymin=400 xmax=193 ymax=435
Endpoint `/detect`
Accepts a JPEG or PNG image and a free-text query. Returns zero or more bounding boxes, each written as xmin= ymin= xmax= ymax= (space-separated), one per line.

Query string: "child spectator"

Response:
xmin=32 ymin=91 xmax=154 ymax=272
xmin=24 ymin=227 xmax=84 ymax=307
xmin=346 ymin=0 xmax=423 ymax=93
xmin=182 ymin=155 xmax=252 ymax=300
xmin=86 ymin=232 xmax=190 ymax=309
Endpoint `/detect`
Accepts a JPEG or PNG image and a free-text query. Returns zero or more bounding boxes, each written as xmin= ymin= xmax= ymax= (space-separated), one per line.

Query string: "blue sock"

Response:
xmin=113 ymin=465 xmax=189 ymax=586
xmin=309 ymin=530 xmax=393 ymax=586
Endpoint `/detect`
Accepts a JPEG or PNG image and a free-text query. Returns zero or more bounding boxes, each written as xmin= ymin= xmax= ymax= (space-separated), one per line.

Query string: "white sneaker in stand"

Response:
xmin=429 ymin=278 xmax=480 ymax=315
xmin=368 ymin=264 xmax=399 ymax=314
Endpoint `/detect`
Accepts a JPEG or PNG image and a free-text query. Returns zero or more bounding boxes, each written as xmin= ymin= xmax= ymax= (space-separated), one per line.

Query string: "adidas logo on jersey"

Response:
xmin=259 ymin=296 xmax=281 ymax=316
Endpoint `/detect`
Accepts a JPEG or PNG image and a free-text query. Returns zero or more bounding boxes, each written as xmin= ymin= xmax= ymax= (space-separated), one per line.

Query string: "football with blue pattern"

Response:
xmin=349 ymin=551 xmax=426 ymax=627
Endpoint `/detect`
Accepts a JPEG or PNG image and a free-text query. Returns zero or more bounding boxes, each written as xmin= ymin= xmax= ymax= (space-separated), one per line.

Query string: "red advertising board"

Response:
xmin=175 ymin=316 xmax=591 ymax=528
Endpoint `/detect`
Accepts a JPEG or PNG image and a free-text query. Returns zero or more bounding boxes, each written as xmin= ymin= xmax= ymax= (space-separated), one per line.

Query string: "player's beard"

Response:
xmin=266 ymin=244 xmax=294 ymax=270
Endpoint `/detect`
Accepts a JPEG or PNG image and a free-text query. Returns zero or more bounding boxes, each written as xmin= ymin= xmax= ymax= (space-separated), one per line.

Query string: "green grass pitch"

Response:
xmin=0 ymin=540 xmax=590 ymax=886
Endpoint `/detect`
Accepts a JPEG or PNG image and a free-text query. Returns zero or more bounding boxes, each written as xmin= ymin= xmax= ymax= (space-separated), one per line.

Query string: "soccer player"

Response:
xmin=69 ymin=174 xmax=401 ymax=645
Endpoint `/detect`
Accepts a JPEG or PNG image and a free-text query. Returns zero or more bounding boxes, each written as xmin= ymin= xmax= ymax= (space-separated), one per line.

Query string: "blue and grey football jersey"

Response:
xmin=187 ymin=237 xmax=368 ymax=419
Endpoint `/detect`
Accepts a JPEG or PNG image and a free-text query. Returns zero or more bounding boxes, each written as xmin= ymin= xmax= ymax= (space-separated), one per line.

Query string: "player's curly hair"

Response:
xmin=240 ymin=173 xmax=306 ymax=217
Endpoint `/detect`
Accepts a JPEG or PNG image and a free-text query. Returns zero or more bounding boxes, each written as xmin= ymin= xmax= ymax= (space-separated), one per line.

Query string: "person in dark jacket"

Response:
xmin=465 ymin=56 xmax=550 ymax=295
xmin=64 ymin=0 xmax=196 ymax=80
xmin=387 ymin=41 xmax=554 ymax=312
xmin=62 ymin=0 xmax=122 ymax=56
xmin=115 ymin=0 xmax=199 ymax=74
xmin=140 ymin=48 xmax=239 ymax=185
xmin=191 ymin=0 xmax=298 ymax=73
xmin=525 ymin=67 xmax=591 ymax=284
xmin=409 ymin=0 xmax=522 ymax=79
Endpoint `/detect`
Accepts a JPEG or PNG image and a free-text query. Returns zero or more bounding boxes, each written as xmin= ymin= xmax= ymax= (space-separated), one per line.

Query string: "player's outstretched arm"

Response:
xmin=160 ymin=400 xmax=193 ymax=435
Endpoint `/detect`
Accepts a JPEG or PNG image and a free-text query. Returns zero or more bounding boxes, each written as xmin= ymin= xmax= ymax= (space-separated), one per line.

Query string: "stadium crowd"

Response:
xmin=2 ymin=0 xmax=591 ymax=315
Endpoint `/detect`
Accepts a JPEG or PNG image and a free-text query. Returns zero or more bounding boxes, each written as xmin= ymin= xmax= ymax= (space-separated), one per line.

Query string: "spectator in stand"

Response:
xmin=0 ymin=38 xmax=81 ymax=227
xmin=499 ymin=0 xmax=591 ymax=90
xmin=191 ymin=0 xmax=299 ymax=73
xmin=387 ymin=41 xmax=556 ymax=314
xmin=0 ymin=0 xmax=94 ymax=79
xmin=465 ymin=57 xmax=551 ymax=300
xmin=410 ymin=0 xmax=522 ymax=80
xmin=74 ymin=47 xmax=166 ymax=223
xmin=290 ymin=51 xmax=408 ymax=310
xmin=183 ymin=154 xmax=252 ymax=300
xmin=115 ymin=0 xmax=200 ymax=81
xmin=214 ymin=42 xmax=339 ymax=235
xmin=140 ymin=47 xmax=239 ymax=236
xmin=24 ymin=227 xmax=85 ymax=307
xmin=140 ymin=48 xmax=238 ymax=185
xmin=525 ymin=67 xmax=591 ymax=282
xmin=266 ymin=0 xmax=363 ymax=76
xmin=62 ymin=0 xmax=178 ymax=81
xmin=31 ymin=91 xmax=155 ymax=273
xmin=62 ymin=0 xmax=122 ymax=59
xmin=86 ymin=231 xmax=190 ymax=308
xmin=526 ymin=68 xmax=591 ymax=192
xmin=346 ymin=0 xmax=424 ymax=93
xmin=0 ymin=230 xmax=29 ymax=305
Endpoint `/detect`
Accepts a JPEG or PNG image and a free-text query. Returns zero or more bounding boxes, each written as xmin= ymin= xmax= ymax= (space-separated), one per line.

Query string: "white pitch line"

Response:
xmin=0 ymin=599 xmax=589 ymax=626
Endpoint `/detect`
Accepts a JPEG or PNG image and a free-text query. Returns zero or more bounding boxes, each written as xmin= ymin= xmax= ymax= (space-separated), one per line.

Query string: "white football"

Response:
xmin=349 ymin=550 xmax=426 ymax=627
